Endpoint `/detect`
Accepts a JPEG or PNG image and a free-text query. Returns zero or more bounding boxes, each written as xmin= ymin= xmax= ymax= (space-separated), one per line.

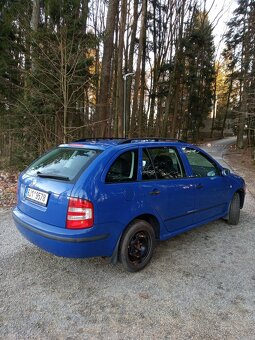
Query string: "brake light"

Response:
xmin=66 ymin=198 xmax=94 ymax=229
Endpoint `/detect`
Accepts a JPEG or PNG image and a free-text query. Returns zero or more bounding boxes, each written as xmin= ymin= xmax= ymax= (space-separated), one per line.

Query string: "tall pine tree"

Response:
xmin=224 ymin=0 xmax=255 ymax=148
xmin=183 ymin=9 xmax=215 ymax=141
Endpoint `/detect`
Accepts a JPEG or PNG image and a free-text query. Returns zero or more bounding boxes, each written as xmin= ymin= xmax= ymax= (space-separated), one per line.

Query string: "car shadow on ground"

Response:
xmin=7 ymin=212 xmax=249 ymax=278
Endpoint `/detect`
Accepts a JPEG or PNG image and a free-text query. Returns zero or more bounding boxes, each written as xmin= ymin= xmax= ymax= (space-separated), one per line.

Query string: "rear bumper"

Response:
xmin=13 ymin=207 xmax=112 ymax=258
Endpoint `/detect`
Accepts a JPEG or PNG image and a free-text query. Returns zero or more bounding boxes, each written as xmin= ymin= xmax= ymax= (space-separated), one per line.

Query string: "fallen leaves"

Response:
xmin=0 ymin=171 xmax=18 ymax=208
xmin=139 ymin=292 xmax=149 ymax=300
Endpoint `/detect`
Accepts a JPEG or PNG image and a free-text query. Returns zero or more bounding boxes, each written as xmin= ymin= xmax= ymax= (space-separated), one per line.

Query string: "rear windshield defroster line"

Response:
xmin=26 ymin=147 xmax=101 ymax=181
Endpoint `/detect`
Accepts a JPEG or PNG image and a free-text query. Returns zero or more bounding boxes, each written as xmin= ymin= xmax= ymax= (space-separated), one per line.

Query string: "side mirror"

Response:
xmin=222 ymin=168 xmax=230 ymax=176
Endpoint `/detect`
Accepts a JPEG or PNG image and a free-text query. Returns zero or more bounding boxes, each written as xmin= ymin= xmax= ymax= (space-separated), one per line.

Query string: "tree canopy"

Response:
xmin=3 ymin=0 xmax=252 ymax=169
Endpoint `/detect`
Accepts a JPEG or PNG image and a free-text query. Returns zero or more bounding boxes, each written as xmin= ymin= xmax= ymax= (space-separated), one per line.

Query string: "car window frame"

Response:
xmin=181 ymin=147 xmax=221 ymax=178
xmin=140 ymin=146 xmax=187 ymax=181
xmin=104 ymin=148 xmax=139 ymax=184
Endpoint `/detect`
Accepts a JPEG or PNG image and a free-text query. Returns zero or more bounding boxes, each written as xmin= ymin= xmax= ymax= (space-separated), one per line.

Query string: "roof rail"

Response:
xmin=73 ymin=137 xmax=187 ymax=144
xmin=74 ymin=137 xmax=126 ymax=143
xmin=118 ymin=138 xmax=186 ymax=144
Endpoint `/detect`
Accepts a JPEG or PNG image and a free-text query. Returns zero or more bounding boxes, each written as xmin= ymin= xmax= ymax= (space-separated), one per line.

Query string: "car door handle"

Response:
xmin=149 ymin=189 xmax=160 ymax=195
xmin=196 ymin=184 xmax=204 ymax=189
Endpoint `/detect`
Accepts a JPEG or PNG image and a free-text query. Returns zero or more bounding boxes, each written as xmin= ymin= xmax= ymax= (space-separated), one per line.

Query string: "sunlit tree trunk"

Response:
xmin=126 ymin=0 xmax=139 ymax=136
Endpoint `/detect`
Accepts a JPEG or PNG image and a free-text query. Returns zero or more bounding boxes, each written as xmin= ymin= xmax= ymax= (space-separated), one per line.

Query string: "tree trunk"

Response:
xmin=169 ymin=1 xmax=186 ymax=138
xmin=126 ymin=0 xmax=139 ymax=135
xmin=30 ymin=0 xmax=40 ymax=71
xmin=210 ymin=65 xmax=217 ymax=138
xmin=221 ymin=76 xmax=233 ymax=139
xmin=138 ymin=0 xmax=147 ymax=137
xmin=113 ymin=16 xmax=119 ymax=137
xmin=82 ymin=0 xmax=89 ymax=28
xmin=117 ymin=0 xmax=127 ymax=137
xmin=97 ymin=0 xmax=119 ymax=137
xmin=130 ymin=0 xmax=147 ymax=137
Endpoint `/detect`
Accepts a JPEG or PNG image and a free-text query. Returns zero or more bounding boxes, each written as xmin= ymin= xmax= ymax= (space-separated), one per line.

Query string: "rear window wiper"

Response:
xmin=37 ymin=171 xmax=70 ymax=181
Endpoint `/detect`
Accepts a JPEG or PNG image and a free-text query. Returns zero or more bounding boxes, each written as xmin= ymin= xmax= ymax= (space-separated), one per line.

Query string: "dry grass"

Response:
xmin=0 ymin=172 xmax=18 ymax=207
xmin=225 ymin=146 xmax=255 ymax=197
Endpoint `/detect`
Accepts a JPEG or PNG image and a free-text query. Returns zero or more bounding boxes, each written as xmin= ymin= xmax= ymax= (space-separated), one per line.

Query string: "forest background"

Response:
xmin=0 ymin=0 xmax=254 ymax=169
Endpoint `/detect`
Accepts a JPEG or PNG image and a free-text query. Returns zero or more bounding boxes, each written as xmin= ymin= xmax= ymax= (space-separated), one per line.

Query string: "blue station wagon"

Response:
xmin=13 ymin=138 xmax=245 ymax=271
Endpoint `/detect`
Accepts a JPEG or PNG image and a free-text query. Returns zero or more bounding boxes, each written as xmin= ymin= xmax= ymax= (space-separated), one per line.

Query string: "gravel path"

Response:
xmin=1 ymin=140 xmax=255 ymax=339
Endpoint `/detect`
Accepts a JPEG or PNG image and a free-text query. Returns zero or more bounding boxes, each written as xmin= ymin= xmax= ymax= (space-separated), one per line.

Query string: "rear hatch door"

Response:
xmin=17 ymin=146 xmax=101 ymax=228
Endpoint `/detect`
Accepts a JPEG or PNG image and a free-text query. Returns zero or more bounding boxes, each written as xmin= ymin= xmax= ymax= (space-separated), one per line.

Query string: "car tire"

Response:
xmin=119 ymin=219 xmax=155 ymax=272
xmin=227 ymin=193 xmax=240 ymax=225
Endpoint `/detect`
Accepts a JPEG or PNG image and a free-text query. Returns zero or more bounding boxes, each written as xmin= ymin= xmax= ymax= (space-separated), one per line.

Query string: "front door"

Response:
xmin=181 ymin=147 xmax=230 ymax=223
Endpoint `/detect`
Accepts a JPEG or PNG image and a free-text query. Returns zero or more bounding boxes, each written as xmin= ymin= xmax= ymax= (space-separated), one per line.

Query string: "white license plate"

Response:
xmin=25 ymin=188 xmax=49 ymax=206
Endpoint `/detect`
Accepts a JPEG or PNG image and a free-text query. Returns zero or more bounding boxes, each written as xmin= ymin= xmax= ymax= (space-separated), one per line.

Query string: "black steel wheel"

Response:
xmin=119 ymin=220 xmax=155 ymax=272
xmin=227 ymin=193 xmax=240 ymax=225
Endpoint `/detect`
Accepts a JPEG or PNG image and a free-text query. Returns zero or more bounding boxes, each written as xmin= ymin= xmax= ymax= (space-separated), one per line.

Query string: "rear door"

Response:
xmin=18 ymin=147 xmax=101 ymax=228
xmin=139 ymin=147 xmax=196 ymax=233
xmin=95 ymin=148 xmax=140 ymax=227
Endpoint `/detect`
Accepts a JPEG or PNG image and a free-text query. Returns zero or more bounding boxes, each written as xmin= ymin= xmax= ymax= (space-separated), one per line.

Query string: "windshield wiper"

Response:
xmin=37 ymin=171 xmax=70 ymax=181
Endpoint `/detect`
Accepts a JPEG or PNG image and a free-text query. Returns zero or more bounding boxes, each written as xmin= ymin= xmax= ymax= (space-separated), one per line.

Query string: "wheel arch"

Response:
xmin=110 ymin=213 xmax=161 ymax=264
xmin=129 ymin=213 xmax=161 ymax=240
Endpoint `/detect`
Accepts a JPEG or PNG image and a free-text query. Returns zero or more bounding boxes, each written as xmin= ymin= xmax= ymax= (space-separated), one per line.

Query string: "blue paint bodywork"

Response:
xmin=13 ymin=140 xmax=245 ymax=259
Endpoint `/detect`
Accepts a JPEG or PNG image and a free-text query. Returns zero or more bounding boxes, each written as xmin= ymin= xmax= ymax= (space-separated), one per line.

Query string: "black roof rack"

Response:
xmin=118 ymin=138 xmax=186 ymax=144
xmin=74 ymin=137 xmax=126 ymax=143
xmin=73 ymin=137 xmax=186 ymax=144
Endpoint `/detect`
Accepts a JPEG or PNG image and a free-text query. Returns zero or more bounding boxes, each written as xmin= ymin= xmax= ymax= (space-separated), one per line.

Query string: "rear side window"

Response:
xmin=183 ymin=148 xmax=220 ymax=177
xmin=106 ymin=150 xmax=138 ymax=183
xmin=26 ymin=148 xmax=101 ymax=181
xmin=142 ymin=147 xmax=184 ymax=180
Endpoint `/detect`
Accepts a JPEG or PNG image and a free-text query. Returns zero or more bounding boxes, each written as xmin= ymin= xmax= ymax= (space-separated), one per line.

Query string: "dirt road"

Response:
xmin=1 ymin=139 xmax=255 ymax=339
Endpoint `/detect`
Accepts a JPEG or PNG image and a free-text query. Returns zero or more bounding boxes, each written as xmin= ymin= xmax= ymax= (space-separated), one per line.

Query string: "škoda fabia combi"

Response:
xmin=13 ymin=138 xmax=245 ymax=272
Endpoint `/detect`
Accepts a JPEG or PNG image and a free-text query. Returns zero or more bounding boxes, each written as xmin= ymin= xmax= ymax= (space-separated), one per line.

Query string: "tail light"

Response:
xmin=66 ymin=197 xmax=94 ymax=229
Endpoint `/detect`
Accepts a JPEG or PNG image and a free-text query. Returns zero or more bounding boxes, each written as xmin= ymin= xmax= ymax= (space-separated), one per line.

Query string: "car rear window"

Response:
xmin=26 ymin=147 xmax=101 ymax=181
xmin=106 ymin=150 xmax=138 ymax=183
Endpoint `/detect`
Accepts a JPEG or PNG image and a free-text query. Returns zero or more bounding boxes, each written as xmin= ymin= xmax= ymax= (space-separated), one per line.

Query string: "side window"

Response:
xmin=142 ymin=147 xmax=184 ymax=180
xmin=183 ymin=148 xmax=220 ymax=178
xmin=106 ymin=150 xmax=138 ymax=183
